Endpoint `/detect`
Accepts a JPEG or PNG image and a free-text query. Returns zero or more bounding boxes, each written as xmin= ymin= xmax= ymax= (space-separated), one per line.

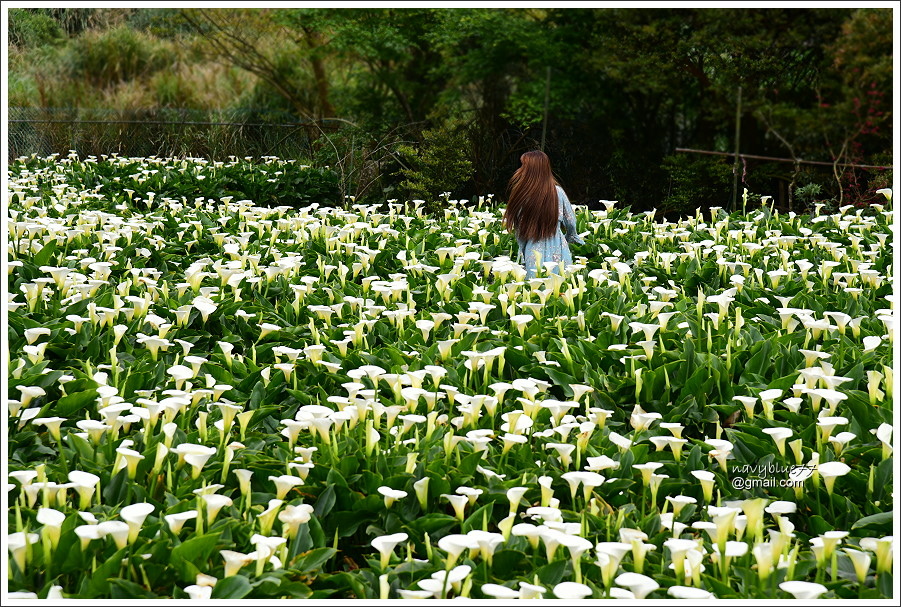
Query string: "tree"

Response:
xmin=273 ymin=8 xmax=449 ymax=128
xmin=754 ymin=8 xmax=892 ymax=206
xmin=180 ymin=8 xmax=334 ymax=120
xmin=819 ymin=8 xmax=893 ymax=203
xmin=11 ymin=7 xmax=890 ymax=211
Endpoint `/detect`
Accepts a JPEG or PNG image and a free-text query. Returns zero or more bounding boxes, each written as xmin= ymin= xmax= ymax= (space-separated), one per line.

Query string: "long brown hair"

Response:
xmin=503 ymin=150 xmax=559 ymax=242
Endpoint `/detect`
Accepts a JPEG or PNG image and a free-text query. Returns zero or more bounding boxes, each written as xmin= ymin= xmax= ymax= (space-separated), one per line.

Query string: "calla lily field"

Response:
xmin=4 ymin=154 xmax=895 ymax=599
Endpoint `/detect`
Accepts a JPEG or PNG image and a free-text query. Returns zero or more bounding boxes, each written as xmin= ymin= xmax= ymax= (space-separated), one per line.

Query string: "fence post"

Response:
xmin=730 ymin=85 xmax=742 ymax=212
xmin=540 ymin=66 xmax=551 ymax=152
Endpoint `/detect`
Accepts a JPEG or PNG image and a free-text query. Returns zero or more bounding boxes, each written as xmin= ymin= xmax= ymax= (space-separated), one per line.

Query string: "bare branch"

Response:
xmin=179 ymin=9 xmax=316 ymax=120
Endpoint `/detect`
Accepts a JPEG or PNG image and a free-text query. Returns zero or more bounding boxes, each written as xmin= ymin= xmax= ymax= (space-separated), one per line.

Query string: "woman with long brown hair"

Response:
xmin=504 ymin=150 xmax=584 ymax=278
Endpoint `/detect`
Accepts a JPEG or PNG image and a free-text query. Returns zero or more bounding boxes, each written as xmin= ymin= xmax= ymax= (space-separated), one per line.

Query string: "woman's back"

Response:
xmin=504 ymin=150 xmax=585 ymax=277
xmin=515 ymin=183 xmax=584 ymax=277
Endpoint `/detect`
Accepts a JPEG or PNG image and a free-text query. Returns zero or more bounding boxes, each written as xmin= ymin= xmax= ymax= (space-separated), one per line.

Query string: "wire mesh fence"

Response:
xmin=8 ymin=107 xmax=345 ymax=163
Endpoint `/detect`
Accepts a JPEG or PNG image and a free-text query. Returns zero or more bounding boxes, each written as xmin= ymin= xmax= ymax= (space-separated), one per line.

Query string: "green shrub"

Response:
xmin=42 ymin=7 xmax=116 ymax=36
xmin=9 ymin=9 xmax=64 ymax=47
xmin=126 ymin=8 xmax=193 ymax=38
xmin=660 ymin=153 xmax=733 ymax=217
xmin=793 ymin=182 xmax=823 ymax=208
xmin=866 ymin=153 xmax=893 ymax=192
xmin=151 ymin=71 xmax=201 ymax=109
xmin=396 ymin=118 xmax=473 ymax=213
xmin=63 ymin=26 xmax=172 ymax=88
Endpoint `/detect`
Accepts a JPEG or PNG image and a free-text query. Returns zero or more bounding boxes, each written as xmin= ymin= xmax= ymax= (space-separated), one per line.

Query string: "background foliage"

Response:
xmin=8 ymin=7 xmax=894 ymax=213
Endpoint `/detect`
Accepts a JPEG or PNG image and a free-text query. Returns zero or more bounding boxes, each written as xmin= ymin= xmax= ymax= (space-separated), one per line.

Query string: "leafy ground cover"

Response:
xmin=5 ymin=155 xmax=894 ymax=599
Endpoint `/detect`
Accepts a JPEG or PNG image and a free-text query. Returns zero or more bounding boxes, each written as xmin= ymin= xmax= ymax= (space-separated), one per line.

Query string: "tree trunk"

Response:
xmin=302 ymin=27 xmax=334 ymax=119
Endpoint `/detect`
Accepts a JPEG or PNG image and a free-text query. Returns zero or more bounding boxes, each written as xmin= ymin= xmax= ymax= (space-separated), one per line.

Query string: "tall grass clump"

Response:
xmin=63 ymin=26 xmax=174 ymax=89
